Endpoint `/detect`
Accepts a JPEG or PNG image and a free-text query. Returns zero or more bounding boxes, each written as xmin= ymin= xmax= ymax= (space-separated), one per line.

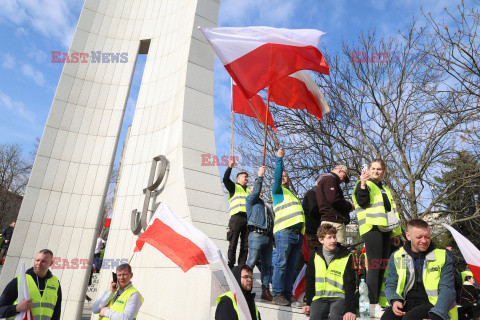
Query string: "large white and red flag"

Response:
xmin=134 ymin=203 xmax=252 ymax=320
xmin=200 ymin=26 xmax=329 ymax=99
xmin=16 ymin=263 xmax=32 ymax=320
xmin=269 ymin=70 xmax=330 ymax=120
xmin=443 ymin=224 xmax=480 ymax=284
xmin=231 ymin=81 xmax=277 ymax=132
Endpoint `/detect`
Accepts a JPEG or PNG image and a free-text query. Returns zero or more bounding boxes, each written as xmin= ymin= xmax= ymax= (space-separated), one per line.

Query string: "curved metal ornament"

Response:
xmin=130 ymin=155 xmax=168 ymax=235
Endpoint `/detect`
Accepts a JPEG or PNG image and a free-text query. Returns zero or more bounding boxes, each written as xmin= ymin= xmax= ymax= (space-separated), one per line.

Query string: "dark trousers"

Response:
xmin=227 ymin=213 xmax=249 ymax=268
xmin=381 ymin=301 xmax=434 ymax=320
xmin=362 ymin=226 xmax=392 ymax=304
xmin=0 ymin=247 xmax=7 ymax=264
xmin=310 ymin=298 xmax=345 ymax=320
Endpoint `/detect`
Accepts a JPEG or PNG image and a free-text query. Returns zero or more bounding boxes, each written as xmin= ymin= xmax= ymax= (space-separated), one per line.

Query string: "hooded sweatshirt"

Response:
xmin=215 ymin=265 xmax=260 ymax=320
xmin=0 ymin=267 xmax=62 ymax=319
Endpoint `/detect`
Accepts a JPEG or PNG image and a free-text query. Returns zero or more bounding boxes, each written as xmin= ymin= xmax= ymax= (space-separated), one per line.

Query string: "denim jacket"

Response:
xmin=384 ymin=245 xmax=456 ymax=320
xmin=246 ymin=176 xmax=274 ymax=230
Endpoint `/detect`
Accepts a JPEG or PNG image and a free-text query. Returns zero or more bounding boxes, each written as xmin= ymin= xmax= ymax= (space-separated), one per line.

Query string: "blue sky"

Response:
xmin=0 ymin=0 xmax=457 ymax=178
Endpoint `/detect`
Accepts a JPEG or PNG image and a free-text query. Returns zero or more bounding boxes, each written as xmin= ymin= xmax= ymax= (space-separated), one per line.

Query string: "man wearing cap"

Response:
xmin=315 ymin=165 xmax=354 ymax=245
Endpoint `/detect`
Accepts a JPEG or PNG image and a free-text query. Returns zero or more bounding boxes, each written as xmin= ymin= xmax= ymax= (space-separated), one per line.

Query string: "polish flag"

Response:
xmin=269 ymin=70 xmax=329 ymax=120
xmin=200 ymin=26 xmax=329 ymax=99
xmin=443 ymin=224 xmax=480 ymax=284
xmin=293 ymin=264 xmax=307 ymax=300
xmin=134 ymin=203 xmax=252 ymax=320
xmin=232 ymin=81 xmax=277 ymax=132
xmin=103 ymin=211 xmax=113 ymax=228
xmin=16 ymin=263 xmax=32 ymax=320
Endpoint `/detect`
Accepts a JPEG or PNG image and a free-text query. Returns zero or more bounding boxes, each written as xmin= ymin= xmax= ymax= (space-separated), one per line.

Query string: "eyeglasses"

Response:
xmin=241 ymin=275 xmax=254 ymax=280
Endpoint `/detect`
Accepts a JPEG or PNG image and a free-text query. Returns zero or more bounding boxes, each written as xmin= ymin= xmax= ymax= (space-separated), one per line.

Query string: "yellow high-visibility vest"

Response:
xmin=393 ymin=248 xmax=458 ymax=320
xmin=99 ymin=285 xmax=144 ymax=320
xmin=272 ymin=187 xmax=305 ymax=234
xmin=215 ymin=291 xmax=259 ymax=320
xmin=352 ymin=180 xmax=401 ymax=237
xmin=313 ymin=252 xmax=351 ymax=301
xmin=8 ymin=274 xmax=59 ymax=320
xmin=228 ymin=184 xmax=250 ymax=216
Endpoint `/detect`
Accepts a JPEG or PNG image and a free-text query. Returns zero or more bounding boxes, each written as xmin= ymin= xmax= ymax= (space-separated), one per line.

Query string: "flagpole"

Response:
xmin=245 ymin=99 xmax=280 ymax=149
xmin=262 ymin=87 xmax=270 ymax=166
xmin=231 ymin=110 xmax=234 ymax=157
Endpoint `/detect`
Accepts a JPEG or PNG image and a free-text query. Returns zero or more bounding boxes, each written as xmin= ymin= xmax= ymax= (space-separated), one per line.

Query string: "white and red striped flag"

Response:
xmin=443 ymin=224 xmax=480 ymax=284
xmin=15 ymin=263 xmax=32 ymax=320
xmin=134 ymin=203 xmax=252 ymax=320
xmin=231 ymin=80 xmax=277 ymax=132
xmin=293 ymin=264 xmax=306 ymax=300
xmin=103 ymin=211 xmax=113 ymax=228
xmin=200 ymin=26 xmax=329 ymax=99
xmin=269 ymin=70 xmax=330 ymax=120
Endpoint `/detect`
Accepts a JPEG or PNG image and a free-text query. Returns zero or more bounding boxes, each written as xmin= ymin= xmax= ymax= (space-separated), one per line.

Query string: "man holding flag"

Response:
xmin=223 ymin=157 xmax=250 ymax=269
xmin=0 ymin=249 xmax=62 ymax=319
xmin=215 ymin=265 xmax=261 ymax=320
xmin=271 ymin=147 xmax=305 ymax=306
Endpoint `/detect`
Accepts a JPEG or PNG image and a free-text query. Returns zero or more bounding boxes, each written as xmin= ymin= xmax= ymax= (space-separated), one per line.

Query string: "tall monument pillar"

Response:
xmin=0 ymin=0 xmax=228 ymax=318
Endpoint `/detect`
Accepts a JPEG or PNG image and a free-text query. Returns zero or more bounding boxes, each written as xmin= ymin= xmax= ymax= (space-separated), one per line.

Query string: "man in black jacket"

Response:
xmin=215 ymin=265 xmax=261 ymax=320
xmin=303 ymin=179 xmax=320 ymax=257
xmin=0 ymin=221 xmax=15 ymax=264
xmin=0 ymin=249 xmax=62 ymax=319
xmin=303 ymin=223 xmax=356 ymax=320
xmin=316 ymin=165 xmax=354 ymax=245
xmin=223 ymin=158 xmax=250 ymax=269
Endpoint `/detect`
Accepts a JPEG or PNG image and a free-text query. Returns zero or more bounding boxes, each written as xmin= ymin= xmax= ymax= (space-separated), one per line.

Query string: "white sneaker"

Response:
xmin=372 ymin=304 xmax=384 ymax=318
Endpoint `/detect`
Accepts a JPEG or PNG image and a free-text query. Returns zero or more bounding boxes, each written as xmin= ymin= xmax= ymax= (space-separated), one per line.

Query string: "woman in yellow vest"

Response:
xmin=303 ymin=223 xmax=356 ymax=320
xmin=353 ymin=159 xmax=402 ymax=318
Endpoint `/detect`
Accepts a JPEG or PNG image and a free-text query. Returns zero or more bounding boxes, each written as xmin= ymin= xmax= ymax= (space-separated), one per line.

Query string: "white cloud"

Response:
xmin=26 ymin=45 xmax=49 ymax=64
xmin=15 ymin=27 xmax=28 ymax=37
xmin=0 ymin=91 xmax=35 ymax=123
xmin=0 ymin=0 xmax=81 ymax=49
xmin=2 ymin=54 xmax=16 ymax=69
xmin=21 ymin=64 xmax=46 ymax=86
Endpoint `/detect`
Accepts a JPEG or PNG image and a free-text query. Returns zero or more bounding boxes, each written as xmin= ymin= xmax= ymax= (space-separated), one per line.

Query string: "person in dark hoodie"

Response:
xmin=382 ymin=219 xmax=457 ymax=320
xmin=215 ymin=264 xmax=261 ymax=320
xmin=0 ymin=249 xmax=62 ymax=319
xmin=303 ymin=223 xmax=356 ymax=320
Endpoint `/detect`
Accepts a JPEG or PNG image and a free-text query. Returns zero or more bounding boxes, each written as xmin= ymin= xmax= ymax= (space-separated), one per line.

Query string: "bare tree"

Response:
xmin=234 ymin=24 xmax=477 ymax=230
xmin=0 ymin=143 xmax=31 ymax=229
xmin=416 ymin=1 xmax=480 ymax=155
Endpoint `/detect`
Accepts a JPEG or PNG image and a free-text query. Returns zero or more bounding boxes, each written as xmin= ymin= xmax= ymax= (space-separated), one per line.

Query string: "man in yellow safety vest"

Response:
xmin=271 ymin=147 xmax=305 ymax=306
xmin=0 ymin=249 xmax=62 ymax=319
xmin=93 ymin=263 xmax=144 ymax=319
xmin=382 ymin=219 xmax=458 ymax=320
xmin=223 ymin=157 xmax=250 ymax=269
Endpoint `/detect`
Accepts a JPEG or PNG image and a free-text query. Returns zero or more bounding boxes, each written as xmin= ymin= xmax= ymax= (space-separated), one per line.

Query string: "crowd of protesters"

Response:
xmin=218 ymin=147 xmax=474 ymax=320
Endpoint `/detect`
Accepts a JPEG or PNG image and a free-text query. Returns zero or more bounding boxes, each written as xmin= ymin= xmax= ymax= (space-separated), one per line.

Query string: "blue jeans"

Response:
xmin=272 ymin=228 xmax=303 ymax=297
xmin=246 ymin=232 xmax=273 ymax=291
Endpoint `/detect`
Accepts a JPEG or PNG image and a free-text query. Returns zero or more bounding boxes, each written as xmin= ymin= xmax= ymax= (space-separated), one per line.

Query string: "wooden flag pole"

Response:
xmin=262 ymin=87 xmax=270 ymax=166
xmin=245 ymin=99 xmax=280 ymax=149
xmin=231 ymin=110 xmax=234 ymax=157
